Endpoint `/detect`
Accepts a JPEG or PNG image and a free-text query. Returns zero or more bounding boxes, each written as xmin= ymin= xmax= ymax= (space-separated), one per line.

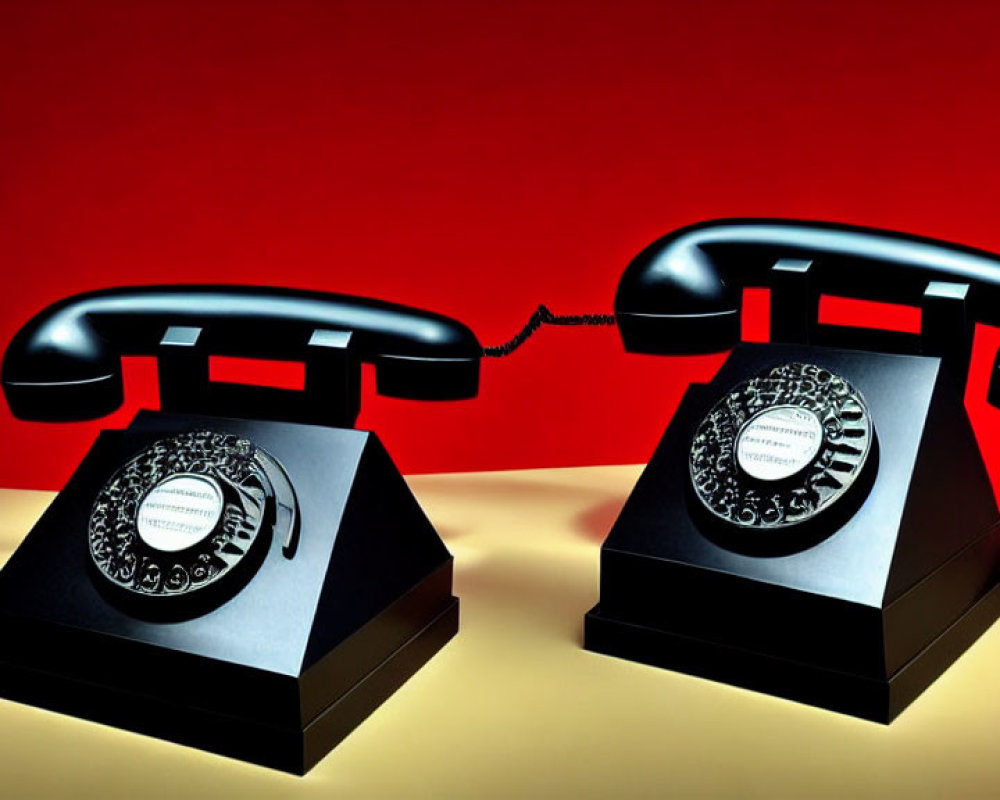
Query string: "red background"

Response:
xmin=4 ymin=1 xmax=1000 ymax=491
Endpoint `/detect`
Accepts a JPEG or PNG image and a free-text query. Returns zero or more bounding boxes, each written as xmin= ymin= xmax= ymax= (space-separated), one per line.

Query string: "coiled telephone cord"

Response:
xmin=481 ymin=305 xmax=615 ymax=357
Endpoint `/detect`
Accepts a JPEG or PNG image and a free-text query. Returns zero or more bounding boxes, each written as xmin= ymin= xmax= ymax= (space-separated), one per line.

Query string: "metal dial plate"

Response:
xmin=735 ymin=405 xmax=824 ymax=482
xmin=89 ymin=430 xmax=277 ymax=601
xmin=136 ymin=473 xmax=225 ymax=552
xmin=689 ymin=363 xmax=874 ymax=530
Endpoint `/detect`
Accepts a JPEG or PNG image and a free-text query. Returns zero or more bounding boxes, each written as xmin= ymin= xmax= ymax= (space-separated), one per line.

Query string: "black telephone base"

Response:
xmin=0 ymin=588 xmax=458 ymax=774
xmin=585 ymin=582 xmax=1000 ymax=723
xmin=586 ymin=343 xmax=1000 ymax=722
xmin=0 ymin=411 xmax=458 ymax=774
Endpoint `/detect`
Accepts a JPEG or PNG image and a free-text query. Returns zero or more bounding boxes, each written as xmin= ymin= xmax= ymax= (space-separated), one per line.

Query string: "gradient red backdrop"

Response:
xmin=4 ymin=1 xmax=1000 ymax=491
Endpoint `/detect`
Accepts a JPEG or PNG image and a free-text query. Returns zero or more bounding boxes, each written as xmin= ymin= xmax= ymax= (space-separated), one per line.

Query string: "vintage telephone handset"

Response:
xmin=3 ymin=285 xmax=480 ymax=422
xmin=0 ymin=285 xmax=480 ymax=773
xmin=615 ymin=219 xmax=1000 ymax=380
xmin=585 ymin=219 xmax=1000 ymax=722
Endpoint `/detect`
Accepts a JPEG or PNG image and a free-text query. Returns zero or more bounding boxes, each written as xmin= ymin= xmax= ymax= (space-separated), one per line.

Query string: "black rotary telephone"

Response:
xmin=585 ymin=219 xmax=1000 ymax=722
xmin=0 ymin=286 xmax=480 ymax=774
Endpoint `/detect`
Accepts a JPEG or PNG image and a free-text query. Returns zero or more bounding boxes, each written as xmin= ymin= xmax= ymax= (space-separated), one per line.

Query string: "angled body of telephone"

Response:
xmin=0 ymin=286 xmax=480 ymax=773
xmin=585 ymin=219 xmax=1000 ymax=722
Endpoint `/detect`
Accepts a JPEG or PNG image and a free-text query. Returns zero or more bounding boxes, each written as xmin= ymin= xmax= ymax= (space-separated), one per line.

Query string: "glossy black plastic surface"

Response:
xmin=615 ymin=219 xmax=1000 ymax=357
xmin=2 ymin=286 xmax=481 ymax=421
xmin=0 ymin=411 xmax=459 ymax=773
xmin=587 ymin=343 xmax=1000 ymax=721
xmin=599 ymin=219 xmax=1000 ymax=719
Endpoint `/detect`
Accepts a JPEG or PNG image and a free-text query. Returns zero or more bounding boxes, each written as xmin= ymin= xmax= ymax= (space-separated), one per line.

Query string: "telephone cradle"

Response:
xmin=586 ymin=220 xmax=1000 ymax=722
xmin=0 ymin=287 xmax=481 ymax=773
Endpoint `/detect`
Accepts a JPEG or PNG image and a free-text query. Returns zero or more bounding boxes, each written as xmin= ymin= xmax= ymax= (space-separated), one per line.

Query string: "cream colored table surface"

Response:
xmin=2 ymin=466 xmax=1000 ymax=799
